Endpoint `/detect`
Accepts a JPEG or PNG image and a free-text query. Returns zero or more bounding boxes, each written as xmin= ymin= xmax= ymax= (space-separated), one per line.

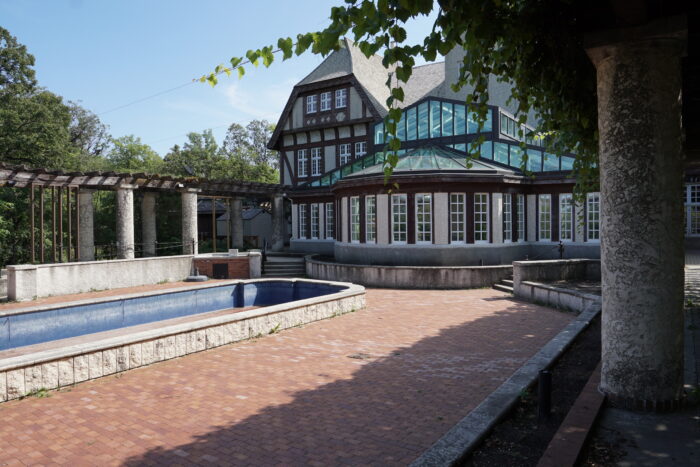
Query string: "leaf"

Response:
xmin=237 ymin=66 xmax=245 ymax=79
xmin=277 ymin=37 xmax=294 ymax=59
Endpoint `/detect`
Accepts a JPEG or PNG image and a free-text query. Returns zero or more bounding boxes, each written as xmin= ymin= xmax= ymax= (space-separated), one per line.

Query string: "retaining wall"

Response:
xmin=0 ymin=279 xmax=365 ymax=402
xmin=306 ymin=255 xmax=512 ymax=289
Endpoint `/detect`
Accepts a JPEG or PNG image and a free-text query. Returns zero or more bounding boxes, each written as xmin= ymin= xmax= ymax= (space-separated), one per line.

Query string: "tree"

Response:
xmin=68 ymin=102 xmax=112 ymax=171
xmin=201 ymin=1 xmax=691 ymax=408
xmin=163 ymin=130 xmax=222 ymax=179
xmin=107 ymin=135 xmax=163 ymax=173
xmin=0 ymin=26 xmax=36 ymax=92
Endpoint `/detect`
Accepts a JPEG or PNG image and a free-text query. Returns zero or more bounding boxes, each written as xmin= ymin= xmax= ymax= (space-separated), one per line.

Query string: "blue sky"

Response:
xmin=1 ymin=0 xmax=438 ymax=156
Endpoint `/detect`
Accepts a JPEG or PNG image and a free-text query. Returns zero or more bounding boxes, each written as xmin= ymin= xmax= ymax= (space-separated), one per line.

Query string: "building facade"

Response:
xmin=268 ymin=39 xmax=615 ymax=265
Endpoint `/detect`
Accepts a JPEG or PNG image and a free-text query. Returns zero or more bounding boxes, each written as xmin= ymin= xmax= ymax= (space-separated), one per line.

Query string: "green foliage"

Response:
xmin=107 ymin=135 xmax=163 ymax=173
xmin=203 ymin=0 xmax=600 ymax=194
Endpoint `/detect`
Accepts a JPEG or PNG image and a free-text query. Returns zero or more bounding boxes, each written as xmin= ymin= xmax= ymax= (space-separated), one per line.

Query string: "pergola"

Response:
xmin=0 ymin=163 xmax=287 ymax=261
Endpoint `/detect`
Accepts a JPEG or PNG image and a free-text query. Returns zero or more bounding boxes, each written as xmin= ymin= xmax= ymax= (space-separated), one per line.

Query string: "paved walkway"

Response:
xmin=0 ymin=288 xmax=572 ymax=466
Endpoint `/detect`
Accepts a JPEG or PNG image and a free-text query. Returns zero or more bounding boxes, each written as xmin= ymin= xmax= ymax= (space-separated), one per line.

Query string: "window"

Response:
xmin=311 ymin=204 xmax=319 ymax=239
xmin=454 ymin=105 xmax=466 ymax=135
xmin=397 ymin=113 xmax=406 ymax=141
xmin=587 ymin=193 xmax=600 ymax=241
xmin=494 ymin=143 xmax=509 ymax=165
xmin=527 ymin=150 xmax=542 ymax=172
xmin=474 ymin=193 xmax=489 ymax=242
xmin=311 ymin=147 xmax=322 ymax=176
xmin=503 ymin=194 xmax=512 ymax=242
xmin=320 ymin=92 xmax=331 ymax=111
xmin=417 ymin=102 xmax=429 ymax=139
xmin=517 ymin=194 xmax=525 ymax=241
xmin=391 ymin=194 xmax=407 ymax=243
xmin=543 ymin=153 xmax=560 ymax=171
xmin=306 ymin=95 xmax=317 ymax=113
xmin=335 ymin=88 xmax=347 ymax=108
xmin=416 ymin=193 xmax=432 ymax=243
xmin=325 ymin=203 xmax=334 ymax=239
xmin=450 ymin=193 xmax=465 ymax=243
xmin=365 ymin=196 xmax=376 ymax=243
xmin=298 ymin=204 xmax=307 ymax=239
xmin=339 ymin=143 xmax=351 ymax=166
xmin=510 ymin=146 xmax=523 ymax=169
xmin=350 ymin=196 xmax=360 ymax=242
xmin=560 ymin=194 xmax=573 ymax=241
xmin=430 ymin=101 xmax=441 ymax=138
xmin=441 ymin=102 xmax=453 ymax=136
xmin=406 ymin=107 xmax=417 ymax=141
xmin=355 ymin=142 xmax=367 ymax=158
xmin=297 ymin=149 xmax=308 ymax=177
xmin=374 ymin=123 xmax=384 ymax=144
xmin=686 ymin=185 xmax=700 ymax=236
xmin=539 ymin=194 xmax=551 ymax=241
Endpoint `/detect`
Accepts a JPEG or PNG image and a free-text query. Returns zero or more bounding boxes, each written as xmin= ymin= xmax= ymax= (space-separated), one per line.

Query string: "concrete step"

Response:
xmin=263 ymin=265 xmax=306 ymax=271
xmin=502 ymin=279 xmax=514 ymax=286
xmin=493 ymin=284 xmax=514 ymax=294
xmin=262 ymin=272 xmax=307 ymax=278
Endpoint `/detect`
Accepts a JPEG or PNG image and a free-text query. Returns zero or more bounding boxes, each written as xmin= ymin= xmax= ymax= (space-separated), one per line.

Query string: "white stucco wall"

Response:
xmin=492 ymin=193 xmax=503 ymax=244
xmin=527 ymin=194 xmax=537 ymax=241
xmin=377 ymin=194 xmax=389 ymax=244
xmin=434 ymin=192 xmax=449 ymax=245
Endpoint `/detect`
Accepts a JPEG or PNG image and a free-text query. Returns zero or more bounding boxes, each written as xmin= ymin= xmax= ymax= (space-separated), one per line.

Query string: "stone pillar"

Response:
xmin=78 ymin=189 xmax=95 ymax=261
xmin=588 ymin=33 xmax=686 ymax=408
xmin=271 ymin=194 xmax=285 ymax=251
xmin=141 ymin=192 xmax=157 ymax=257
xmin=115 ymin=185 xmax=135 ymax=259
xmin=181 ymin=190 xmax=199 ymax=255
xmin=231 ymin=197 xmax=244 ymax=249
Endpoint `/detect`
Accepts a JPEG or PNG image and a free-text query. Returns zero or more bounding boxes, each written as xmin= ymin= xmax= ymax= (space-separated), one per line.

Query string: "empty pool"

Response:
xmin=0 ymin=280 xmax=347 ymax=351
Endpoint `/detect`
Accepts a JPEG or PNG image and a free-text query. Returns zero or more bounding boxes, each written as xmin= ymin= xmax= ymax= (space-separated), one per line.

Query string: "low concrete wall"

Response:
xmin=0 ymin=270 xmax=6 ymax=298
xmin=515 ymin=281 xmax=601 ymax=313
xmin=306 ymin=255 xmax=512 ymax=289
xmin=290 ymin=239 xmax=335 ymax=256
xmin=8 ymin=256 xmax=195 ymax=301
xmin=0 ymin=279 xmax=365 ymax=402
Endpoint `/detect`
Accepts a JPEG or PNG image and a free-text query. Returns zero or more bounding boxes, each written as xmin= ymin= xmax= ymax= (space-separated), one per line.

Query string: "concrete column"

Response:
xmin=115 ymin=186 xmax=135 ymax=259
xmin=141 ymin=192 xmax=157 ymax=257
xmin=588 ymin=33 xmax=685 ymax=408
xmin=491 ymin=193 xmax=503 ymax=244
xmin=291 ymin=203 xmax=298 ymax=240
xmin=181 ymin=190 xmax=199 ymax=255
xmin=271 ymin=194 xmax=285 ymax=251
xmin=78 ymin=189 xmax=95 ymax=261
xmin=231 ymin=197 xmax=244 ymax=249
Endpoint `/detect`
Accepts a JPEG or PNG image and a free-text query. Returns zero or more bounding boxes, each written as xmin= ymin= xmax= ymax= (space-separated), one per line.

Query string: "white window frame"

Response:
xmin=339 ymin=143 xmax=351 ymax=166
xmin=350 ymin=196 xmax=360 ymax=243
xmin=365 ymin=196 xmax=376 ymax=243
xmin=310 ymin=204 xmax=319 ymax=239
xmin=686 ymin=185 xmax=700 ymax=237
xmin=306 ymin=95 xmax=317 ymax=113
xmin=355 ymin=141 xmax=367 ymax=158
xmin=586 ymin=192 xmax=600 ymax=242
xmin=474 ymin=193 xmax=489 ymax=243
xmin=416 ymin=193 xmax=432 ymax=244
xmin=503 ymin=194 xmax=512 ymax=242
xmin=517 ymin=194 xmax=525 ymax=242
xmin=320 ymin=91 xmax=331 ymax=111
xmin=325 ymin=202 xmax=334 ymax=239
xmin=538 ymin=194 xmax=552 ymax=241
xmin=449 ymin=193 xmax=465 ymax=243
xmin=391 ymin=194 xmax=407 ymax=244
xmin=297 ymin=149 xmax=308 ymax=178
xmin=298 ymin=204 xmax=307 ymax=239
xmin=559 ymin=194 xmax=573 ymax=242
xmin=310 ymin=147 xmax=322 ymax=177
xmin=335 ymin=88 xmax=347 ymax=108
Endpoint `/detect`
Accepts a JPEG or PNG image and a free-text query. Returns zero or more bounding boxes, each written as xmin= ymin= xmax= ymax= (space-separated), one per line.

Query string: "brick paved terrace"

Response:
xmin=0 ymin=288 xmax=573 ymax=466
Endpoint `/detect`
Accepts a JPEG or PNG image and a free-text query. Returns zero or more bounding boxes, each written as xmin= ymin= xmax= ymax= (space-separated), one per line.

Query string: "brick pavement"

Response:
xmin=0 ymin=288 xmax=572 ymax=466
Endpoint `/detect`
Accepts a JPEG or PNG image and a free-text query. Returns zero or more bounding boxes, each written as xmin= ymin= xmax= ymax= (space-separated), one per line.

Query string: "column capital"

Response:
xmin=116 ymin=183 xmax=138 ymax=190
xmin=179 ymin=187 xmax=202 ymax=194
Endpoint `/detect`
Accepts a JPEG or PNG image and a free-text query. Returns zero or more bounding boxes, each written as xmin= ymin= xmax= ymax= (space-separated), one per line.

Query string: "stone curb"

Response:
xmin=410 ymin=304 xmax=601 ymax=467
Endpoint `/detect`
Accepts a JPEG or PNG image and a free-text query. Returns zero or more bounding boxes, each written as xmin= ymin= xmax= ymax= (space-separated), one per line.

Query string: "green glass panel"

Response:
xmin=484 ymin=109 xmax=493 ymax=132
xmin=330 ymin=170 xmax=341 ymax=184
xmin=397 ymin=112 xmax=406 ymax=141
xmin=310 ymin=180 xmax=320 ymax=187
xmin=454 ymin=143 xmax=466 ymax=152
xmin=510 ymin=145 xmax=523 ymax=169
xmin=418 ymin=102 xmax=429 ymax=139
xmin=374 ymin=123 xmax=384 ymax=144
xmin=320 ymin=175 xmax=330 ymax=186
xmin=543 ymin=152 xmax=559 ymax=171
xmin=454 ymin=105 xmax=466 ymax=135
xmin=480 ymin=141 xmax=493 ymax=160
xmin=494 ymin=142 xmax=509 ymax=164
xmin=342 ymin=165 xmax=353 ymax=176
xmin=468 ymin=112 xmax=478 ymax=134
xmin=441 ymin=102 xmax=453 ymax=137
xmin=352 ymin=160 xmax=364 ymax=172
xmin=561 ymin=156 xmax=575 ymax=171
xmin=500 ymin=113 xmax=508 ymax=135
xmin=406 ymin=107 xmax=417 ymax=141
xmin=527 ymin=149 xmax=542 ymax=172
xmin=430 ymin=101 xmax=441 ymax=138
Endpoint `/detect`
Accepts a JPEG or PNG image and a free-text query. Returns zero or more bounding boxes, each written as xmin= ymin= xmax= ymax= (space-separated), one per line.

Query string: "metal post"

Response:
xmin=226 ymin=199 xmax=231 ymax=250
xmin=538 ymin=370 xmax=552 ymax=422
xmin=75 ymin=188 xmax=80 ymax=261
xmin=58 ymin=187 xmax=63 ymax=262
xmin=67 ymin=187 xmax=72 ymax=262
xmin=52 ymin=186 xmax=57 ymax=263
xmin=40 ymin=187 xmax=45 ymax=263
xmin=212 ymin=197 xmax=217 ymax=252
xmin=30 ymin=185 xmax=35 ymax=263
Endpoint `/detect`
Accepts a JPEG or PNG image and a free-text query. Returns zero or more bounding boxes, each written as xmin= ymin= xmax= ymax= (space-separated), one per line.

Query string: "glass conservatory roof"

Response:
xmin=345 ymin=145 xmax=515 ymax=179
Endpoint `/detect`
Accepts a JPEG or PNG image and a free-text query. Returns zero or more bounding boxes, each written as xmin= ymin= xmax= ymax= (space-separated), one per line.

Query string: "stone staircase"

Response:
xmin=262 ymin=253 xmax=307 ymax=278
xmin=493 ymin=275 xmax=514 ymax=294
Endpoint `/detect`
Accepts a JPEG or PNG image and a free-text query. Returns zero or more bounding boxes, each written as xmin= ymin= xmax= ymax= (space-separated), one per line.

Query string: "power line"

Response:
xmin=97 ymin=80 xmax=196 ymax=116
